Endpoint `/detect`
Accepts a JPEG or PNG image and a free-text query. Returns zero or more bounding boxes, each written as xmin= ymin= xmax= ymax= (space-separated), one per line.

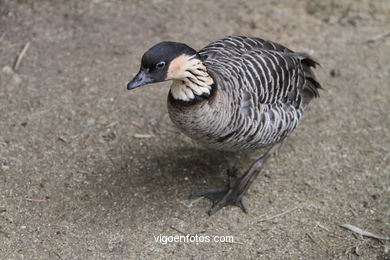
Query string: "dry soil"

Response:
xmin=0 ymin=0 xmax=389 ymax=259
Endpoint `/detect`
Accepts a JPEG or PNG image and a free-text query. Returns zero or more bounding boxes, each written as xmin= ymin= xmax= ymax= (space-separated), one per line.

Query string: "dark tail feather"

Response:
xmin=295 ymin=53 xmax=322 ymax=98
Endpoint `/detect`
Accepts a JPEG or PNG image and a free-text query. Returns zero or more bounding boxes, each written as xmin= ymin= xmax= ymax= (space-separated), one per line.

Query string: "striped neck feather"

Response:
xmin=167 ymin=54 xmax=214 ymax=102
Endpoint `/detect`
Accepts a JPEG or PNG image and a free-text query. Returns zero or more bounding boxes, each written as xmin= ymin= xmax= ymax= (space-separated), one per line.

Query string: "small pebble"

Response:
xmin=2 ymin=66 xmax=13 ymax=74
xmin=330 ymin=69 xmax=341 ymax=77
xmin=87 ymin=118 xmax=95 ymax=126
xmin=371 ymin=194 xmax=380 ymax=200
xmin=1 ymin=165 xmax=10 ymax=171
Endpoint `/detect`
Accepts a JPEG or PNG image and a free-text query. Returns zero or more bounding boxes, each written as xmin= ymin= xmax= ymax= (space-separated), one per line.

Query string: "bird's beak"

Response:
xmin=127 ymin=69 xmax=153 ymax=90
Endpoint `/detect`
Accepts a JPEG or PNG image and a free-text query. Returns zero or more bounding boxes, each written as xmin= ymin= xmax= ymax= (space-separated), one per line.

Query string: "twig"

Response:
xmin=77 ymin=170 xmax=99 ymax=176
xmin=316 ymin=222 xmax=330 ymax=232
xmin=108 ymin=156 xmax=118 ymax=171
xmin=182 ymin=196 xmax=203 ymax=208
xmin=0 ymin=32 xmax=5 ymax=41
xmin=132 ymin=121 xmax=145 ymax=128
xmin=77 ymin=169 xmax=91 ymax=174
xmin=367 ymin=31 xmax=390 ymax=43
xmin=105 ymin=121 xmax=118 ymax=128
xmin=14 ymin=41 xmax=31 ymax=71
xmin=27 ymin=109 xmax=50 ymax=119
xmin=50 ymin=224 xmax=70 ymax=230
xmin=306 ymin=232 xmax=318 ymax=244
xmin=257 ymin=204 xmax=303 ymax=223
xmin=352 ymin=232 xmax=362 ymax=240
xmin=340 ymin=224 xmax=389 ymax=241
xmin=224 ymin=240 xmax=244 ymax=245
xmin=53 ymin=251 xmax=62 ymax=259
xmin=58 ymin=136 xmax=69 ymax=143
xmin=26 ymin=198 xmax=48 ymax=202
xmin=349 ymin=204 xmax=357 ymax=217
xmin=133 ymin=134 xmax=154 ymax=139
xmin=169 ymin=225 xmax=187 ymax=236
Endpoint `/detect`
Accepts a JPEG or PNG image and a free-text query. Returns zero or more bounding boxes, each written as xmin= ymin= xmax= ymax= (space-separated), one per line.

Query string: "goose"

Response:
xmin=127 ymin=35 xmax=321 ymax=216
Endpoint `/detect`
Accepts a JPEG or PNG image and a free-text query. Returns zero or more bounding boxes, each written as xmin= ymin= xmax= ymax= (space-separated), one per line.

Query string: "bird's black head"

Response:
xmin=127 ymin=41 xmax=197 ymax=90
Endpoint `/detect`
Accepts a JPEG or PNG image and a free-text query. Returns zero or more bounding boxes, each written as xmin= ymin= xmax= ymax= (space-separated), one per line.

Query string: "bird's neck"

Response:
xmin=168 ymin=54 xmax=214 ymax=102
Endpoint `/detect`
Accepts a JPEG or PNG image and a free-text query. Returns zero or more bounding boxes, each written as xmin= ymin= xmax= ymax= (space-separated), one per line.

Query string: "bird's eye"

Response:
xmin=156 ymin=61 xmax=165 ymax=69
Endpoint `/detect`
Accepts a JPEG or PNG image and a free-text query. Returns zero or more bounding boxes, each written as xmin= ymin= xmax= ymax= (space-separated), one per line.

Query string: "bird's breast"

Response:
xmin=167 ymin=89 xmax=236 ymax=149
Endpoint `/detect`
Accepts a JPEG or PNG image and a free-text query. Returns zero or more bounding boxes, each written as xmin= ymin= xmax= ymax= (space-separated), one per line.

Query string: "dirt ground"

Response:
xmin=0 ymin=0 xmax=389 ymax=259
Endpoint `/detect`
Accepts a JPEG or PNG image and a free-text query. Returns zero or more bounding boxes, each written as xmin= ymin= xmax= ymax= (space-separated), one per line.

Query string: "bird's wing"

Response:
xmin=199 ymin=36 xmax=321 ymax=106
xmin=199 ymin=35 xmax=293 ymax=55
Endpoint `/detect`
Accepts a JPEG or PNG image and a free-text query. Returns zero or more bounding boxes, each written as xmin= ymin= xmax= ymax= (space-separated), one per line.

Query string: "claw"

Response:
xmin=188 ymin=143 xmax=282 ymax=216
xmin=237 ymin=196 xmax=248 ymax=213
xmin=189 ymin=167 xmax=250 ymax=216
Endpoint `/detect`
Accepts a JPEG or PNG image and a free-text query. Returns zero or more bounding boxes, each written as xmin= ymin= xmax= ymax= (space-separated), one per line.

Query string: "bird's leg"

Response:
xmin=189 ymin=142 xmax=283 ymax=216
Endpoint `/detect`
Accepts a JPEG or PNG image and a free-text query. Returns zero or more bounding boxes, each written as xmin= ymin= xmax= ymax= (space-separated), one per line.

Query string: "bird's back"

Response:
xmin=168 ymin=35 xmax=321 ymax=150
